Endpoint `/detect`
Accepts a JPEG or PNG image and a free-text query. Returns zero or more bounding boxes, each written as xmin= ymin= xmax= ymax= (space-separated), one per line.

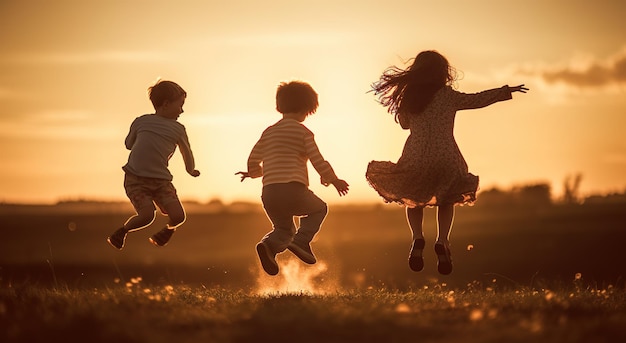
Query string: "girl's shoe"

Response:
xmin=107 ymin=227 xmax=128 ymax=250
xmin=149 ymin=227 xmax=175 ymax=247
xmin=408 ymin=238 xmax=425 ymax=272
xmin=434 ymin=242 xmax=453 ymax=275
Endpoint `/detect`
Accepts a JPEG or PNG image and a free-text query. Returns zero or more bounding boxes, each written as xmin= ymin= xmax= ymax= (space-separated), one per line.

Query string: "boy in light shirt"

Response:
xmin=107 ymin=80 xmax=200 ymax=250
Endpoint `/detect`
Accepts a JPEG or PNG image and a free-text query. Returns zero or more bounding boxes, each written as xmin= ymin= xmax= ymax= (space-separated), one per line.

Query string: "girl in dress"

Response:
xmin=366 ymin=50 xmax=527 ymax=274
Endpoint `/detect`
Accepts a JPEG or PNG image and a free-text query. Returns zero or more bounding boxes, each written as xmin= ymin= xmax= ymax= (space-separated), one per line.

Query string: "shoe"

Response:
xmin=256 ymin=242 xmax=279 ymax=276
xmin=408 ymin=238 xmax=425 ymax=272
xmin=435 ymin=242 xmax=453 ymax=275
xmin=149 ymin=227 xmax=175 ymax=247
xmin=107 ymin=227 xmax=128 ymax=250
xmin=288 ymin=241 xmax=317 ymax=264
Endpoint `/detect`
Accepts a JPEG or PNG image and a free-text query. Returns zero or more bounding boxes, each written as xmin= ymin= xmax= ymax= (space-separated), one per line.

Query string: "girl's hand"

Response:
xmin=235 ymin=171 xmax=250 ymax=182
xmin=511 ymin=84 xmax=529 ymax=93
xmin=332 ymin=179 xmax=350 ymax=197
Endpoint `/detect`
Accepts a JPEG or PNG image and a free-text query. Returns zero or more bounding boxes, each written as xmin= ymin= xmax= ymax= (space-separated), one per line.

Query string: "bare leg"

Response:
xmin=406 ymin=207 xmax=424 ymax=241
xmin=435 ymin=204 xmax=454 ymax=275
xmin=406 ymin=207 xmax=425 ymax=272
xmin=436 ymin=204 xmax=454 ymax=244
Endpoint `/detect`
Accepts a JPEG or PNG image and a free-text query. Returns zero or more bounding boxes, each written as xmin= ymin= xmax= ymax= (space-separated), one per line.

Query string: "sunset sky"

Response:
xmin=1 ymin=0 xmax=625 ymax=205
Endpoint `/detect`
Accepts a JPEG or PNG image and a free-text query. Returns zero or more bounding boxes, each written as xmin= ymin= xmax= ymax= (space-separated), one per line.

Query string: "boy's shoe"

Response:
xmin=107 ymin=227 xmax=128 ymax=250
xmin=408 ymin=238 xmax=425 ymax=272
xmin=287 ymin=241 xmax=317 ymax=264
xmin=149 ymin=227 xmax=175 ymax=247
xmin=435 ymin=242 xmax=453 ymax=275
xmin=256 ymin=242 xmax=279 ymax=275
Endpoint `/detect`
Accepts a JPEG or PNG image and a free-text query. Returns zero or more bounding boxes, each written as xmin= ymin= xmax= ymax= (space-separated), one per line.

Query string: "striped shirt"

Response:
xmin=122 ymin=114 xmax=196 ymax=181
xmin=247 ymin=118 xmax=338 ymax=186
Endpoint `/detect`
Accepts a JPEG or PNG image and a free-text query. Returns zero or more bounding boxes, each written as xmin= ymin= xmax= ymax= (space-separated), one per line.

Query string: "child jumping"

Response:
xmin=366 ymin=50 xmax=527 ymax=274
xmin=107 ymin=80 xmax=201 ymax=250
xmin=237 ymin=80 xmax=349 ymax=276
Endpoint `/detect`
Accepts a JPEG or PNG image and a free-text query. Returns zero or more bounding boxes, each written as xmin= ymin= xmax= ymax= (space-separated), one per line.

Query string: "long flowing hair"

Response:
xmin=371 ymin=50 xmax=457 ymax=123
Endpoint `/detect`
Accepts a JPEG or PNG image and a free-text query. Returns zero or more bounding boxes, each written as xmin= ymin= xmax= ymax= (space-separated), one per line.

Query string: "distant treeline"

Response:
xmin=479 ymin=182 xmax=626 ymax=208
xmin=1 ymin=181 xmax=625 ymax=215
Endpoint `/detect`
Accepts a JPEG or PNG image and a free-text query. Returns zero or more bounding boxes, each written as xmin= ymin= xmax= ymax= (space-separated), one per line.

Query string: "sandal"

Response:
xmin=408 ymin=238 xmax=425 ymax=272
xmin=434 ymin=242 xmax=453 ymax=275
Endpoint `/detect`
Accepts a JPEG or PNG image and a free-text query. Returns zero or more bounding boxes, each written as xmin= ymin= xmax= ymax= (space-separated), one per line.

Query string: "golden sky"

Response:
xmin=1 ymin=0 xmax=625 ymax=204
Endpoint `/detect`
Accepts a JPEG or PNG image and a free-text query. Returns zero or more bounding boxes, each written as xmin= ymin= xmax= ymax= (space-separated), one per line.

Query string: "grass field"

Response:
xmin=2 ymin=281 xmax=625 ymax=342
xmin=1 ymin=202 xmax=626 ymax=342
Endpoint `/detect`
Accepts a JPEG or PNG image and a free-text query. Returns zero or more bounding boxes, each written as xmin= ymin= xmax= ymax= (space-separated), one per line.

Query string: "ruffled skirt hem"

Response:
xmin=365 ymin=160 xmax=479 ymax=208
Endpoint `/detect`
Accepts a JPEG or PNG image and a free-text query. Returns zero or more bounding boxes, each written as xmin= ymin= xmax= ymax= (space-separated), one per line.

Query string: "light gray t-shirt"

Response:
xmin=122 ymin=114 xmax=196 ymax=181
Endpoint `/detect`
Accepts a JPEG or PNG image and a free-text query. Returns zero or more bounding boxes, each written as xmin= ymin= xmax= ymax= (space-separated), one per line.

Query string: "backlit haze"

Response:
xmin=1 ymin=0 xmax=625 ymax=205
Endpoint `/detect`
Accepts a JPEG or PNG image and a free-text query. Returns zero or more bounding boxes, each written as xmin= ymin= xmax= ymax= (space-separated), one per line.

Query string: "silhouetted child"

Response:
xmin=366 ymin=50 xmax=527 ymax=274
xmin=107 ymin=80 xmax=200 ymax=250
xmin=237 ymin=81 xmax=349 ymax=275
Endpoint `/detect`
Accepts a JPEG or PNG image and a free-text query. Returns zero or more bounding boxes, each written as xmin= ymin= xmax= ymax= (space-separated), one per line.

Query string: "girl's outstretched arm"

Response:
xmin=454 ymin=84 xmax=526 ymax=111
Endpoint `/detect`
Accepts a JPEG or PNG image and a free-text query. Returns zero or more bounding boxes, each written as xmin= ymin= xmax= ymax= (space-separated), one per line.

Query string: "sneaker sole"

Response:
xmin=287 ymin=244 xmax=316 ymax=264
xmin=256 ymin=243 xmax=279 ymax=275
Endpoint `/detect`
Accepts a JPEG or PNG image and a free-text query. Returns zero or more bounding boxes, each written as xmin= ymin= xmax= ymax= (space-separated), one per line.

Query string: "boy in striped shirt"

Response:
xmin=237 ymin=81 xmax=349 ymax=275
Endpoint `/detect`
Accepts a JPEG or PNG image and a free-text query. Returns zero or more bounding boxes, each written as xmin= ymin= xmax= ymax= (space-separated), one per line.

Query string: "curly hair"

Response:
xmin=276 ymin=81 xmax=319 ymax=115
xmin=148 ymin=80 xmax=187 ymax=109
xmin=371 ymin=50 xmax=457 ymax=123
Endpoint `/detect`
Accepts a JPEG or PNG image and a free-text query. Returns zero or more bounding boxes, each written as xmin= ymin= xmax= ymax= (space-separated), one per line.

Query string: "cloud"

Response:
xmin=518 ymin=47 xmax=626 ymax=89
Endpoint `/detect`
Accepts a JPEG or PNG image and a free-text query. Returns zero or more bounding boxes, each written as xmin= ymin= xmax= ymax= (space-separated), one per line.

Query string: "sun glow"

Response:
xmin=1 ymin=1 xmax=625 ymax=204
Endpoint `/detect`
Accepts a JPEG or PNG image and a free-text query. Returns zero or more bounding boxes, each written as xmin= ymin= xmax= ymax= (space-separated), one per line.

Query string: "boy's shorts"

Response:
xmin=124 ymin=172 xmax=179 ymax=214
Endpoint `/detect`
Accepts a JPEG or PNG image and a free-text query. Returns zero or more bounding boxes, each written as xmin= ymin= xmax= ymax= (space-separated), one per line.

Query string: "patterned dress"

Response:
xmin=366 ymin=85 xmax=513 ymax=208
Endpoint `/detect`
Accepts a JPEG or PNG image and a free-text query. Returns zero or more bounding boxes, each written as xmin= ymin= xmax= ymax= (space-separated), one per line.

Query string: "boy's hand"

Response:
xmin=190 ymin=170 xmax=201 ymax=177
xmin=332 ymin=179 xmax=349 ymax=196
xmin=235 ymin=171 xmax=250 ymax=182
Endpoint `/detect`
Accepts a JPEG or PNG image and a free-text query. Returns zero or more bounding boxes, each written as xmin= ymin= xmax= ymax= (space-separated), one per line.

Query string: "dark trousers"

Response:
xmin=260 ymin=182 xmax=328 ymax=254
